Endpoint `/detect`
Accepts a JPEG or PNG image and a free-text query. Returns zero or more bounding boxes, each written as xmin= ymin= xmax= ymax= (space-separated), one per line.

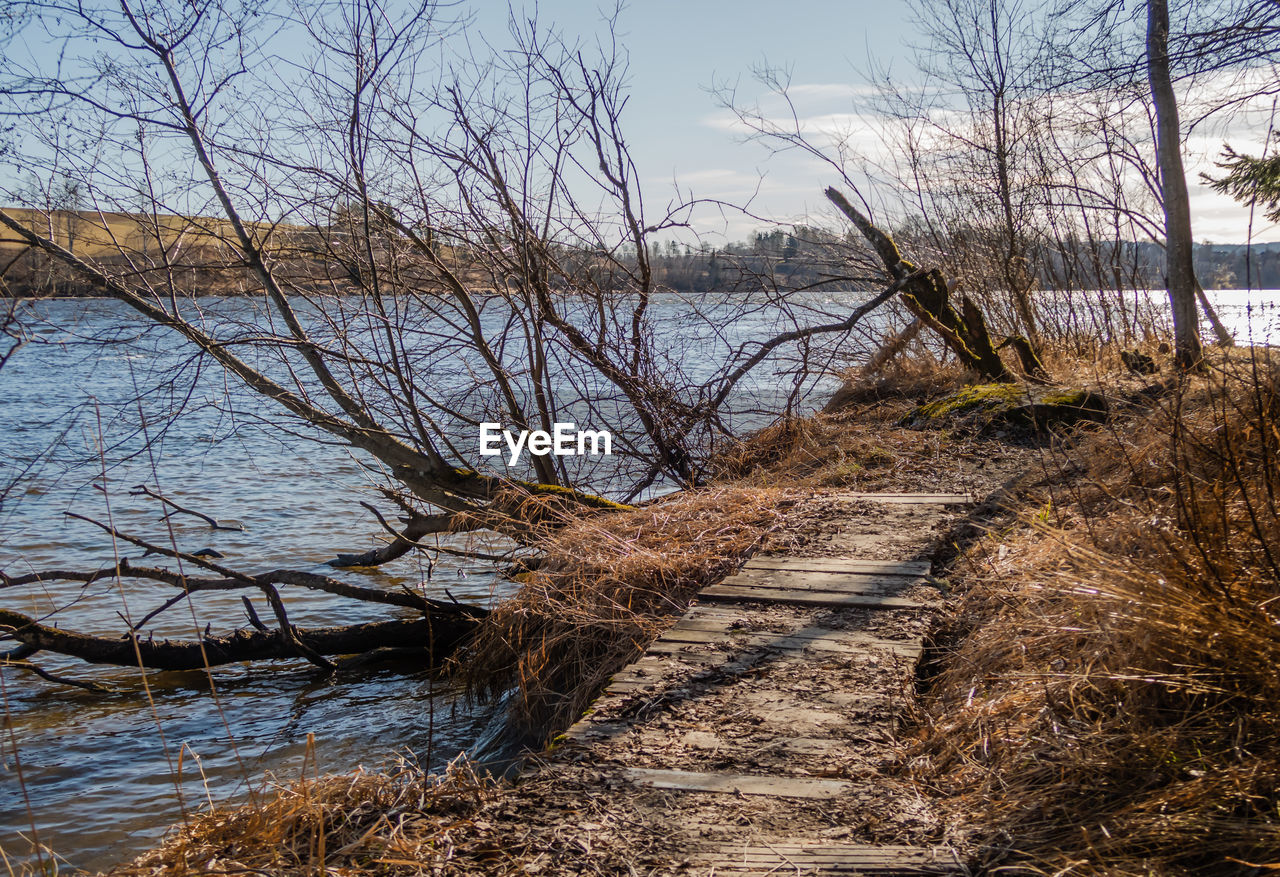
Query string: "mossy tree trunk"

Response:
xmin=825 ymin=188 xmax=1015 ymax=383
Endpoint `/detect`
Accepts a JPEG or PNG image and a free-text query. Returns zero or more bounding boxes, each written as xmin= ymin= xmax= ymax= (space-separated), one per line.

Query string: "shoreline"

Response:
xmin=9 ymin=345 xmax=1279 ymax=875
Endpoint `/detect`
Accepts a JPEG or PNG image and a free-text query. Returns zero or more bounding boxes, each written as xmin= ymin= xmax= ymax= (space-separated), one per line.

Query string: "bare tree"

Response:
xmin=0 ymin=0 xmax=900 ymax=677
xmin=1047 ymin=0 xmax=1280 ymax=363
xmin=726 ymin=0 xmax=1266 ymax=364
xmin=896 ymin=0 xmax=1047 ymax=348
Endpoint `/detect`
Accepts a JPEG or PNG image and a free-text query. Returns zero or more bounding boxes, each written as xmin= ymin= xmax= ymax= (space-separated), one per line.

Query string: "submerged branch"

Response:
xmin=0 ymin=608 xmax=477 ymax=672
xmin=0 ymin=656 xmax=114 ymax=692
xmin=129 ymin=483 xmax=246 ymax=531
xmin=4 ymin=558 xmax=486 ymax=618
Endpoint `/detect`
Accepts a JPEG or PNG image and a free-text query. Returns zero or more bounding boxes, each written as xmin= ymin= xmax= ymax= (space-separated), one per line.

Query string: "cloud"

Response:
xmin=682 ymin=74 xmax=1280 ymax=244
xmin=675 ymin=168 xmax=747 ymax=184
xmin=781 ymin=82 xmax=886 ymax=101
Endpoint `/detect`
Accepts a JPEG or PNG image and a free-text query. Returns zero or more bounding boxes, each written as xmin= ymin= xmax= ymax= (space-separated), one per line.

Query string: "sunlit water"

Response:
xmin=0 ymin=288 xmax=1277 ymax=871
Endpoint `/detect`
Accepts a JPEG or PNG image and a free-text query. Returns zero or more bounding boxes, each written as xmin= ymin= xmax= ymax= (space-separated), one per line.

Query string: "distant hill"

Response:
xmin=0 ymin=207 xmax=336 ymax=297
xmin=0 ymin=207 xmax=283 ymax=257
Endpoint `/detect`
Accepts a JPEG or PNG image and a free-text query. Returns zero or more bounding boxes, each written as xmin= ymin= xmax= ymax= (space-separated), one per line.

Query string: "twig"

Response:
xmin=63 ymin=512 xmax=255 ymax=583
xmin=128 ymin=483 xmax=245 ymax=531
xmin=359 ymin=500 xmax=515 ymax=563
xmin=241 ymin=596 xmax=269 ymax=632
xmin=132 ymin=592 xmax=196 ymax=631
xmin=1 ymin=658 xmax=114 ymax=693
xmin=259 ymin=583 xmax=337 ymax=673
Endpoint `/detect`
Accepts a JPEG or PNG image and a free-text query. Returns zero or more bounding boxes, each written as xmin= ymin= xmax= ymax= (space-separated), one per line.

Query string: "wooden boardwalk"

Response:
xmin=552 ymin=491 xmax=973 ymax=875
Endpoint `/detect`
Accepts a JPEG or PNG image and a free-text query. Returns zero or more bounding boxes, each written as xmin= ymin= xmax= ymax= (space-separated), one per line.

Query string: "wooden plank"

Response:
xmin=562 ymin=721 xmax=630 ymax=743
xmin=607 ymin=675 xmax=674 ymax=689
xmin=627 ymin=651 xmax=769 ymax=672
xmin=686 ymin=865 xmax=957 ymax=870
xmin=665 ymin=615 xmax=781 ymax=634
xmin=704 ymin=849 xmax=947 ymax=862
xmin=612 ymin=658 xmax=686 ymax=679
xmin=667 ymin=617 xmax=913 ymax=643
xmin=655 ymin=629 xmax=916 ymax=655
xmin=693 ymin=843 xmax=963 ymax=874
xmin=627 ymin=651 xmax=737 ymax=671
xmin=720 ymin=569 xmax=923 ymax=594
xmin=650 ymin=629 xmax=922 ymax=659
xmin=679 ymin=603 xmax=812 ymax=623
xmin=743 ymin=556 xmax=932 ymax=576
xmin=606 ymin=677 xmax=650 ymax=689
xmin=563 ymin=725 xmax=741 ymax=751
xmin=682 ymin=602 xmax=789 ymax=616
xmin=698 ymin=860 xmax=958 ymax=874
xmin=644 ymin=642 xmax=800 ymax=663
xmin=691 ymin=865 xmax=952 ymax=870
xmin=700 ymin=585 xmax=926 ymax=610
xmin=620 ymin=768 xmax=851 ymax=799
xmin=626 ymin=729 xmax=869 ymax=756
xmin=701 ymin=858 xmax=949 ymax=868
xmin=607 ymin=654 xmax=764 ymax=687
xmin=843 ymin=491 xmax=974 ymax=505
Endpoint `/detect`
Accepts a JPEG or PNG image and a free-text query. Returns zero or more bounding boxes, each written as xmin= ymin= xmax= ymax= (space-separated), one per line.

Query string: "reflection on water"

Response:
xmin=0 ymin=289 xmax=1277 ymax=870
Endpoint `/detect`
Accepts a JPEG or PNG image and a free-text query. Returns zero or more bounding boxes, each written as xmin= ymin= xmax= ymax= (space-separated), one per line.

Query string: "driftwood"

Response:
xmin=1 ymin=516 xmax=488 ymax=682
xmin=825 ymin=188 xmax=1019 ymax=383
xmin=0 ymin=608 xmax=476 ymax=672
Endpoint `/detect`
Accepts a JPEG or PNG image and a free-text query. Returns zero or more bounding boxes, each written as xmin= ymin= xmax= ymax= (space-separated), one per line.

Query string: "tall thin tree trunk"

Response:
xmin=1147 ymin=0 xmax=1203 ymax=369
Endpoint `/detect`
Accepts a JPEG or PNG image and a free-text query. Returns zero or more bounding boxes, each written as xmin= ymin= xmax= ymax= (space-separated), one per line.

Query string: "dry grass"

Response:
xmin=911 ymin=348 xmax=1280 ymax=875
xmin=113 ymin=756 xmax=504 ymax=877
xmin=450 ymin=485 xmax=796 ymax=737
xmin=711 ymin=409 xmax=960 ymax=493
xmin=105 ymin=338 xmax=1274 ymax=877
xmin=709 ymin=347 xmax=965 ymax=489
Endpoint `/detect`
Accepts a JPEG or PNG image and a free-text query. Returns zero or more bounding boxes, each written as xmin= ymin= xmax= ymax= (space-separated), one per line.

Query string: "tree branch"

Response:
xmin=0 ymin=608 xmax=476 ymax=672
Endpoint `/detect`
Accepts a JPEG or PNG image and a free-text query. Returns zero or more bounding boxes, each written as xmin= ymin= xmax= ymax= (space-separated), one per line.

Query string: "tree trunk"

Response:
xmin=0 ymin=608 xmax=478 ymax=672
xmin=825 ymin=187 xmax=1015 ymax=382
xmin=1147 ymin=0 xmax=1203 ymax=370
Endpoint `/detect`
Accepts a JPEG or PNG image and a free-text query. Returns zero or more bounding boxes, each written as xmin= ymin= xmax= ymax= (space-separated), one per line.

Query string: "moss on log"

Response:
xmin=904 ymin=384 xmax=1109 ymax=432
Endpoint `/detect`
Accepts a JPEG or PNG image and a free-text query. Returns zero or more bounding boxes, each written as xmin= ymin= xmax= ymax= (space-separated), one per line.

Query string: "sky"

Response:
xmin=6 ymin=0 xmax=1275 ymax=245
xmin=471 ymin=0 xmax=1279 ymax=246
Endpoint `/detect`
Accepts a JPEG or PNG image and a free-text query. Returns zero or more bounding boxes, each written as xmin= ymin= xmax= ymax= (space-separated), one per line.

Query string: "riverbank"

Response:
xmin=908 ymin=348 xmax=1280 ymax=874
xmin=98 ymin=344 xmax=1280 ymax=875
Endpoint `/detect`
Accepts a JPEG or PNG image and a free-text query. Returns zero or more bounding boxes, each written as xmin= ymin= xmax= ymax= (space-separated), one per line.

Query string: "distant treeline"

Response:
xmin=650 ymin=230 xmax=1280 ymax=294
xmin=4 ymin=209 xmax=1278 ymax=297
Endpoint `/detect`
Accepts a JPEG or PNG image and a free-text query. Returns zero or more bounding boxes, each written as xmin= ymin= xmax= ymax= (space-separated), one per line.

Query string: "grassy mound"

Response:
xmin=904 ymin=383 xmax=1110 ymax=431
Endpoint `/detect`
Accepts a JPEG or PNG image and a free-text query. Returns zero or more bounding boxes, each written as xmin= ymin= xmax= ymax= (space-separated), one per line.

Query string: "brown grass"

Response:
xmin=114 ymin=756 xmax=501 ymax=877
xmin=450 ymin=485 xmax=796 ymax=737
xmin=104 ymin=489 xmax=797 ymax=876
xmin=108 ymin=337 xmax=1273 ymax=876
xmin=910 ymin=348 xmax=1280 ymax=875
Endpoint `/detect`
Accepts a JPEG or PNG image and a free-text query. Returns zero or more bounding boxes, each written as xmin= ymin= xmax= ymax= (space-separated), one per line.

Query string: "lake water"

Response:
xmin=1 ymin=288 xmax=1277 ymax=871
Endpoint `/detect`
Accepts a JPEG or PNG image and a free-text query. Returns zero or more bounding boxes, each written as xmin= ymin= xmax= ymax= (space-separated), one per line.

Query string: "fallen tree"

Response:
xmin=0 ymin=611 xmax=474 ymax=674
xmin=0 ymin=521 xmax=487 ymax=683
xmin=825 ymin=187 xmax=1040 ymax=383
